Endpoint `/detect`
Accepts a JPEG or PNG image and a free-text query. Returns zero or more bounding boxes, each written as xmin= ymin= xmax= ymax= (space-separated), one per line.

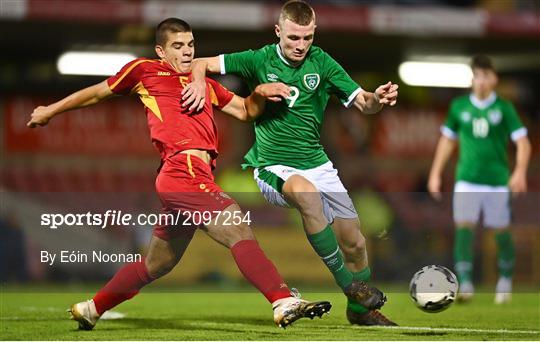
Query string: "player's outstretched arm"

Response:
xmin=182 ymin=57 xmax=221 ymax=112
xmin=221 ymin=83 xmax=290 ymax=122
xmin=509 ymin=136 xmax=531 ymax=194
xmin=428 ymin=136 xmax=457 ymax=200
xmin=353 ymin=82 xmax=399 ymax=114
xmin=27 ymin=80 xmax=114 ymax=128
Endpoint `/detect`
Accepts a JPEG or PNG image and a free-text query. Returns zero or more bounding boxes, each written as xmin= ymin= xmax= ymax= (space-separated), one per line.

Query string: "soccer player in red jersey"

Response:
xmin=27 ymin=18 xmax=331 ymax=330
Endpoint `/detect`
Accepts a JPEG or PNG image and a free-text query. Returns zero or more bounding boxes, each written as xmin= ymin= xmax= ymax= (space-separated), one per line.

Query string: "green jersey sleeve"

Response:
xmin=503 ymin=101 xmax=527 ymax=141
xmin=221 ymin=50 xmax=257 ymax=80
xmin=323 ymin=53 xmax=362 ymax=108
xmin=442 ymin=99 xmax=460 ymax=139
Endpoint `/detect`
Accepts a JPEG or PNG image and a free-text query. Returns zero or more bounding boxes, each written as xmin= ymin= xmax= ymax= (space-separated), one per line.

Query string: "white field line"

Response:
xmin=186 ymin=321 xmax=539 ymax=335
xmin=9 ymin=308 xmax=540 ymax=336
xmin=357 ymin=325 xmax=540 ymax=335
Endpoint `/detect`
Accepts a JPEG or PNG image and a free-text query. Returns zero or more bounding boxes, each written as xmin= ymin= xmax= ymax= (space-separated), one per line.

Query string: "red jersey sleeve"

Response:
xmin=106 ymin=58 xmax=150 ymax=95
xmin=206 ymin=78 xmax=234 ymax=110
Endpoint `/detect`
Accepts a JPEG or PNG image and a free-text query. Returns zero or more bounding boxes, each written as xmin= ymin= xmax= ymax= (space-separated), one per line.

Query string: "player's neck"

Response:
xmin=276 ymin=44 xmax=303 ymax=67
xmin=470 ymin=91 xmax=496 ymax=109
xmin=161 ymin=58 xmax=191 ymax=74
xmin=473 ymin=91 xmax=494 ymax=101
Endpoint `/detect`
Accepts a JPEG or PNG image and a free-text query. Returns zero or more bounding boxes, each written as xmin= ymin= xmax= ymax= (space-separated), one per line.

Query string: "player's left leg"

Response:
xmin=332 ymin=218 xmax=396 ymax=326
xmin=483 ymin=188 xmax=514 ymax=304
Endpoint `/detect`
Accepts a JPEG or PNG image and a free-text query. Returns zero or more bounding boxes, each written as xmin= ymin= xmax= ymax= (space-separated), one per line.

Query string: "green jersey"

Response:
xmin=442 ymin=93 xmax=527 ymax=186
xmin=221 ymin=44 xmax=361 ymax=169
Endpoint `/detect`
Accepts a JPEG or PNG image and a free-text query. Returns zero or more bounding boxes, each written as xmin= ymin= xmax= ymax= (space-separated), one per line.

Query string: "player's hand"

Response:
xmin=375 ymin=82 xmax=399 ymax=106
xmin=427 ymin=174 xmax=442 ymax=201
xmin=509 ymin=170 xmax=527 ymax=195
xmin=255 ymin=82 xmax=290 ymax=102
xmin=181 ymin=79 xmax=206 ymax=112
xmin=27 ymin=106 xmax=53 ymax=128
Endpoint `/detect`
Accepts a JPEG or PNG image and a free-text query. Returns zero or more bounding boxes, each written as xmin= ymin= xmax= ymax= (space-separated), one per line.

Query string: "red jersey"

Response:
xmin=106 ymin=58 xmax=234 ymax=166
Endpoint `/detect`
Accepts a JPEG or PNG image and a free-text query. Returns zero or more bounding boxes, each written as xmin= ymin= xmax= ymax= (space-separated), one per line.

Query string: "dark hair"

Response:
xmin=471 ymin=55 xmax=496 ymax=71
xmin=155 ymin=18 xmax=191 ymax=46
xmin=279 ymin=0 xmax=315 ymax=26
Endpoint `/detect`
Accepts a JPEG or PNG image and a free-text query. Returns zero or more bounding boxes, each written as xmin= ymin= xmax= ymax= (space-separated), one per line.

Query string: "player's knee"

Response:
xmin=341 ymin=235 xmax=366 ymax=258
xmin=216 ymin=223 xmax=255 ymax=248
xmin=146 ymin=254 xmax=178 ymax=278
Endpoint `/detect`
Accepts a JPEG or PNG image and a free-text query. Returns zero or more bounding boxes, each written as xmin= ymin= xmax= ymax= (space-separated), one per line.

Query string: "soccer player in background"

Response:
xmin=182 ymin=1 xmax=398 ymax=326
xmin=27 ymin=18 xmax=332 ymax=330
xmin=428 ymin=55 xmax=531 ymax=304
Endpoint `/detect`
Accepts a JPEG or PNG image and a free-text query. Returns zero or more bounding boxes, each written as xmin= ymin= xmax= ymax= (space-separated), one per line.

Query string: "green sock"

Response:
xmin=495 ymin=230 xmax=515 ymax=278
xmin=454 ymin=227 xmax=474 ymax=283
xmin=347 ymin=267 xmax=371 ymax=314
xmin=307 ymin=225 xmax=353 ymax=289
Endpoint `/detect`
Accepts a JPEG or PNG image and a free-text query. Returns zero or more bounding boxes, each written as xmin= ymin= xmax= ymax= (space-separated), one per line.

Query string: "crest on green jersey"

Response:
xmin=303 ymin=73 xmax=320 ymax=90
xmin=488 ymin=109 xmax=502 ymax=125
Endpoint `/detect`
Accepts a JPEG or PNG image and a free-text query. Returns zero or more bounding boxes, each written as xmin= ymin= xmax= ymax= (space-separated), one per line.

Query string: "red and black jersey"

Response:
xmin=106 ymin=58 xmax=234 ymax=167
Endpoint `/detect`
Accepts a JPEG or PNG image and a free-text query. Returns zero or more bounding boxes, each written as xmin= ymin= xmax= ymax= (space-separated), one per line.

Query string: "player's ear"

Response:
xmin=155 ymin=45 xmax=165 ymax=59
xmin=275 ymin=24 xmax=280 ymax=38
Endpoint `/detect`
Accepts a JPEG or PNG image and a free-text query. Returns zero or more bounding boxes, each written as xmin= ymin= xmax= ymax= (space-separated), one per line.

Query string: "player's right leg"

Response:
xmin=202 ymin=203 xmax=331 ymax=328
xmin=69 ymin=233 xmax=193 ymax=330
xmin=453 ymin=182 xmax=482 ymax=302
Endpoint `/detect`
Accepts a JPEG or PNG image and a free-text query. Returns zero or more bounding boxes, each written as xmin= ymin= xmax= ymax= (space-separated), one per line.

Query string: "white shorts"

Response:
xmin=253 ymin=161 xmax=358 ymax=223
xmin=453 ymin=181 xmax=511 ymax=229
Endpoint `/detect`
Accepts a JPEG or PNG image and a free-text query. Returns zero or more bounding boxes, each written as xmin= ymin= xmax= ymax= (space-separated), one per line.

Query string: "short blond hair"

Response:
xmin=279 ymin=0 xmax=315 ymax=26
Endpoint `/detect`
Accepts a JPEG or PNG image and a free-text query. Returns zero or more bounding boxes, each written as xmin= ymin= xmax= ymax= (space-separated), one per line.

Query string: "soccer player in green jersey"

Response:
xmin=183 ymin=0 xmax=399 ymax=326
xmin=428 ymin=55 xmax=531 ymax=304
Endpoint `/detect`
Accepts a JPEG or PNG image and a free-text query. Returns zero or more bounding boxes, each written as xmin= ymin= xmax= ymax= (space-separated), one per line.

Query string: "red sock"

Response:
xmin=93 ymin=259 xmax=154 ymax=315
xmin=231 ymin=240 xmax=291 ymax=303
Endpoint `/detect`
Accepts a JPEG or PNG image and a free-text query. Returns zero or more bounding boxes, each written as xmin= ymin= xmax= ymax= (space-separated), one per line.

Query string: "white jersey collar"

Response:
xmin=470 ymin=92 xmax=497 ymax=110
xmin=275 ymin=44 xmax=302 ymax=68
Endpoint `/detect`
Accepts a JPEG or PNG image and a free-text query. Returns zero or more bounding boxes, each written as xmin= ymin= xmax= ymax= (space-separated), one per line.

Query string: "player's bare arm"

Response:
xmin=221 ymin=83 xmax=291 ymax=122
xmin=27 ymin=80 xmax=114 ymax=128
xmin=428 ymin=136 xmax=457 ymax=200
xmin=353 ymin=82 xmax=398 ymax=114
xmin=509 ymin=136 xmax=531 ymax=194
xmin=182 ymin=57 xmax=221 ymax=111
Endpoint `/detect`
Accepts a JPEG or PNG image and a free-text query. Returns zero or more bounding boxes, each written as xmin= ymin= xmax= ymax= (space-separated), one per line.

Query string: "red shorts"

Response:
xmin=153 ymin=153 xmax=237 ymax=241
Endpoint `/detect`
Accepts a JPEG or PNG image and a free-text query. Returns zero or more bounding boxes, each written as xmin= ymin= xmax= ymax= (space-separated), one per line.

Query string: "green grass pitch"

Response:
xmin=1 ymin=288 xmax=539 ymax=340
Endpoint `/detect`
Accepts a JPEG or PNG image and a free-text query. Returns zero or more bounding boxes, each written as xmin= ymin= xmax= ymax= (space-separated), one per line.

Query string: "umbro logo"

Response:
xmin=267 ymin=73 xmax=279 ymax=82
xmin=157 ymin=71 xmax=171 ymax=76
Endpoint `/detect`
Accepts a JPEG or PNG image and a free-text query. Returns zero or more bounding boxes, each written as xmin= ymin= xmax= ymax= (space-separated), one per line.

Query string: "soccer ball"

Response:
xmin=409 ymin=265 xmax=459 ymax=313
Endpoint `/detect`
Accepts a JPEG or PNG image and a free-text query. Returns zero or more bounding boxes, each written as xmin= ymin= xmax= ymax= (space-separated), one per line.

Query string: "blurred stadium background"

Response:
xmin=1 ymin=0 xmax=539 ymax=290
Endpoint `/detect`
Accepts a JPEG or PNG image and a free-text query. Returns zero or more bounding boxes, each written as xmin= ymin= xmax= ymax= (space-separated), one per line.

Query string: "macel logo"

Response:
xmin=157 ymin=71 xmax=170 ymax=76
xmin=461 ymin=111 xmax=471 ymax=122
xmin=267 ymin=73 xmax=279 ymax=82
xmin=218 ymin=192 xmax=232 ymax=200
xmin=303 ymin=73 xmax=320 ymax=90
